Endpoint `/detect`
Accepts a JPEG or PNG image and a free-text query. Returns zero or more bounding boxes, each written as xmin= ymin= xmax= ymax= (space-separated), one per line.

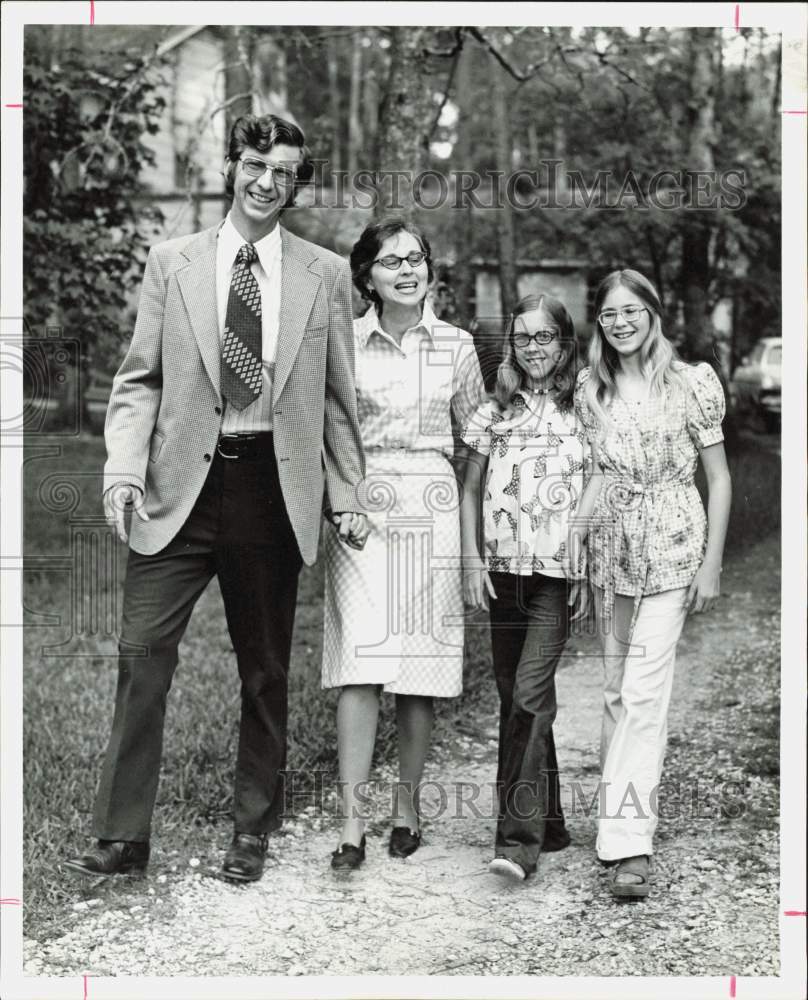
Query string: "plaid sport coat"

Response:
xmin=103 ymin=223 xmax=365 ymax=564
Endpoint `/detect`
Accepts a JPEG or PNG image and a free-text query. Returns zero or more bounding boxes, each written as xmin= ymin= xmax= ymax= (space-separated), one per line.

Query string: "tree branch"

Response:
xmin=590 ymin=45 xmax=645 ymax=88
xmin=466 ymin=27 xmax=553 ymax=82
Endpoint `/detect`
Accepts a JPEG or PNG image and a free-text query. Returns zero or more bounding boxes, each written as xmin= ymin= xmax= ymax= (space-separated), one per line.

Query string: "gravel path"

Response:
xmin=24 ymin=538 xmax=780 ymax=982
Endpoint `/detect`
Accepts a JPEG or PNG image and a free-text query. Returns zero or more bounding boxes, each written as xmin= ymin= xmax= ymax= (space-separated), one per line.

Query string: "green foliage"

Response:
xmin=432 ymin=26 xmax=781 ymax=358
xmin=23 ymin=48 xmax=166 ymax=372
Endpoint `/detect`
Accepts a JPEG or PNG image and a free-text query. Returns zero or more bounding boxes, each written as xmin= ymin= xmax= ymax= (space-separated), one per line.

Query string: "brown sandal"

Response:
xmin=610 ymin=854 xmax=650 ymax=899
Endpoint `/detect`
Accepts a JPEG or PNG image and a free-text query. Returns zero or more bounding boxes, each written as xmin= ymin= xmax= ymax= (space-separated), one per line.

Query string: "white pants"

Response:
xmin=594 ymin=586 xmax=688 ymax=861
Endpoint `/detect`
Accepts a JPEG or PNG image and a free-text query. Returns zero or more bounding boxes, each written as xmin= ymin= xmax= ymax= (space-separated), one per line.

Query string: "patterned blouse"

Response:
xmin=461 ymin=390 xmax=590 ymax=578
xmin=574 ymin=362 xmax=725 ymax=622
xmin=353 ymin=302 xmax=484 ymax=459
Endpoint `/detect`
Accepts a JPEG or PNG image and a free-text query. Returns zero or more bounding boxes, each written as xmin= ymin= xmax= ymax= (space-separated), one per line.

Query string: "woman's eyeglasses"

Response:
xmin=239 ymin=157 xmax=298 ymax=187
xmin=372 ymin=251 xmax=427 ymax=270
xmin=597 ymin=305 xmax=648 ymax=328
xmin=513 ymin=329 xmax=560 ymax=348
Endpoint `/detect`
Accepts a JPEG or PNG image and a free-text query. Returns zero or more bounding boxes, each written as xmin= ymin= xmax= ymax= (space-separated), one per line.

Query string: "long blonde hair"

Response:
xmin=585 ymin=269 xmax=685 ymax=432
xmin=494 ymin=293 xmax=578 ymax=414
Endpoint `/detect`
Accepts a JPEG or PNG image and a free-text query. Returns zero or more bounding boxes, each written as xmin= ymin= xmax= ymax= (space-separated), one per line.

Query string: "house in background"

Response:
xmin=136 ymin=25 xmax=230 ymax=240
xmin=472 ymin=257 xmax=590 ymax=331
xmin=44 ymin=24 xmax=296 ymax=242
xmin=39 ymin=25 xmax=593 ymax=425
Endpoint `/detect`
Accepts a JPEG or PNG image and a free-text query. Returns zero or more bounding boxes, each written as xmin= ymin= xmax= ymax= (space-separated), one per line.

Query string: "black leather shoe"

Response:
xmin=221 ymin=832 xmax=268 ymax=883
xmin=388 ymin=826 xmax=421 ymax=858
xmin=63 ymin=839 xmax=150 ymax=876
xmin=331 ymin=835 xmax=366 ymax=871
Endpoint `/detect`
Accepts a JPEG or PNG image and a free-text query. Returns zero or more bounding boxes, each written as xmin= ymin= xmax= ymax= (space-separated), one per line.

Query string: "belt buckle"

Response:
xmin=217 ymin=437 xmax=240 ymax=460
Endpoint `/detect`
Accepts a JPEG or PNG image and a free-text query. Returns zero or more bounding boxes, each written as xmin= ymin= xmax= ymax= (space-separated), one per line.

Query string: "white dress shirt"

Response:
xmin=216 ymin=213 xmax=282 ymax=433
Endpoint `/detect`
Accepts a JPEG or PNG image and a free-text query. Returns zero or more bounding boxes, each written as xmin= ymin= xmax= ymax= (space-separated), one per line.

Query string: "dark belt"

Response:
xmin=216 ymin=432 xmax=274 ymax=460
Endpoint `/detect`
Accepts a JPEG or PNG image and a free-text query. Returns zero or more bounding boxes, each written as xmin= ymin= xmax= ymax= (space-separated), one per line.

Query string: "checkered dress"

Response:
xmin=321 ymin=305 xmax=484 ymax=696
xmin=574 ymin=362 xmax=725 ymax=625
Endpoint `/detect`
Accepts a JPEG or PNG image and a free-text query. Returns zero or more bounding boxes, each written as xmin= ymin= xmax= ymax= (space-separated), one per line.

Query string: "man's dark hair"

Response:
xmin=223 ymin=113 xmax=314 ymax=200
xmin=350 ymin=218 xmax=434 ymax=317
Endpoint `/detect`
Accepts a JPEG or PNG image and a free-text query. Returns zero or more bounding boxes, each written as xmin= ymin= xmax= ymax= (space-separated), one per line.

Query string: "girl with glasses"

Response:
xmin=460 ymin=293 xmax=589 ymax=881
xmin=323 ymin=218 xmax=484 ymax=870
xmin=570 ymin=269 xmax=731 ymax=899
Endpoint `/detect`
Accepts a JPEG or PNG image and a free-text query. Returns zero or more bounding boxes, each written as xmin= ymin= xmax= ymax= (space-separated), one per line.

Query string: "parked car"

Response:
xmin=730 ymin=336 xmax=782 ymax=432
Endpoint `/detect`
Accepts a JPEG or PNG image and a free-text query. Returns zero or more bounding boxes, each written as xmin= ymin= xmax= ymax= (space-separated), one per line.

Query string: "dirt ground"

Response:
xmin=23 ymin=534 xmax=781 ymax=987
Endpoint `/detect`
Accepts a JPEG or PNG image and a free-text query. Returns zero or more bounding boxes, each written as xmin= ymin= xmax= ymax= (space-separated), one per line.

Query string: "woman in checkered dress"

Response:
xmin=570 ymin=269 xmax=732 ymax=899
xmin=323 ymin=219 xmax=484 ymax=869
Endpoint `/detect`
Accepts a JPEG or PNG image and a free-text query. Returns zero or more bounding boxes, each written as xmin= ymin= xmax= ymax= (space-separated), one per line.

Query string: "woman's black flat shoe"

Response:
xmin=330 ymin=835 xmax=366 ymax=871
xmin=388 ymin=826 xmax=421 ymax=858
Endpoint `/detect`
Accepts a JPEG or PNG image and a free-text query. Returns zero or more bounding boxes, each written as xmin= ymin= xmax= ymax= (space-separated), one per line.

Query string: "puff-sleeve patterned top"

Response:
xmin=574 ymin=362 xmax=725 ymax=624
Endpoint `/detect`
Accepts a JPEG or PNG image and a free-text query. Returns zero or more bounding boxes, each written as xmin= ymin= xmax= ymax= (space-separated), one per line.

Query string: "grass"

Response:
xmin=21 ymin=422 xmax=780 ymax=940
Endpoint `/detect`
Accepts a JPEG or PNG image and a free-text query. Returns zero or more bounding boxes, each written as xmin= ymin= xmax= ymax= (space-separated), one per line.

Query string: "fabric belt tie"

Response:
xmin=598 ymin=478 xmax=693 ymax=638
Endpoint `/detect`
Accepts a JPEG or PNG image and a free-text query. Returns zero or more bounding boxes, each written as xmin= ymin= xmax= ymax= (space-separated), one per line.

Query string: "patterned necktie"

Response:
xmin=221 ymin=243 xmax=263 ymax=411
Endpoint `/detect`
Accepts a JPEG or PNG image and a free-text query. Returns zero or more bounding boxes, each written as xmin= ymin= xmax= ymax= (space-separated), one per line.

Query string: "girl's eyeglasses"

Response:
xmin=372 ymin=252 xmax=427 ymax=270
xmin=513 ymin=329 xmax=560 ymax=348
xmin=597 ymin=305 xmax=648 ymax=328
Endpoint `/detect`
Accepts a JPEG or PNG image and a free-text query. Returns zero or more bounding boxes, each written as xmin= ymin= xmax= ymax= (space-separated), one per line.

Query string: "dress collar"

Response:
xmin=356 ymin=300 xmax=441 ymax=350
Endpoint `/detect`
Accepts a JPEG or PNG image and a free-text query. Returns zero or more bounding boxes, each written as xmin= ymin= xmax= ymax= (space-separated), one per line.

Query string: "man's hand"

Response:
xmin=331 ymin=511 xmax=369 ymax=550
xmin=104 ymin=483 xmax=148 ymax=543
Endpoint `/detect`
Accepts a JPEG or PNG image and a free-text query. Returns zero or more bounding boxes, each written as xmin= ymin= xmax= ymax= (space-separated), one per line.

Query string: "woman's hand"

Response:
xmin=685 ymin=561 xmax=721 ymax=614
xmin=565 ymin=525 xmax=588 ymax=582
xmin=331 ymin=511 xmax=369 ymax=550
xmin=568 ymin=579 xmax=590 ymax=622
xmin=463 ymin=555 xmax=496 ymax=611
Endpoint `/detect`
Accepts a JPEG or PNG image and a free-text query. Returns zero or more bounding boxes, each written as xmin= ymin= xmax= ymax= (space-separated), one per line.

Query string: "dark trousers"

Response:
xmin=92 ymin=439 xmax=303 ymax=841
xmin=488 ymin=571 xmax=571 ymax=874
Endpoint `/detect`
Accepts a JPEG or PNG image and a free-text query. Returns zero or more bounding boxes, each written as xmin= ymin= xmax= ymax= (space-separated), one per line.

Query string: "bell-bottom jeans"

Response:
xmin=488 ymin=571 xmax=572 ymax=875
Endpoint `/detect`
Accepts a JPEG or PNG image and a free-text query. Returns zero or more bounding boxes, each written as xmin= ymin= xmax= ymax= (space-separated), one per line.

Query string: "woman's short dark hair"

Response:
xmin=350 ymin=218 xmax=434 ymax=316
xmin=223 ymin=113 xmax=314 ymax=200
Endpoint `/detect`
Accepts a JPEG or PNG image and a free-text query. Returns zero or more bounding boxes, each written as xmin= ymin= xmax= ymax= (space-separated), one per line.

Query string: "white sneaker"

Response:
xmin=488 ymin=856 xmax=527 ymax=881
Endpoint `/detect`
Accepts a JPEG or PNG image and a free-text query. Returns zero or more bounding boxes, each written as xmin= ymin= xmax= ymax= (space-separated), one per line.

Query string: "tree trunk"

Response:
xmin=769 ymin=37 xmax=782 ymax=128
xmin=253 ymin=32 xmax=290 ymax=117
xmin=492 ymin=69 xmax=519 ymax=319
xmin=326 ymin=38 xmax=342 ymax=175
xmin=224 ymin=27 xmax=253 ymax=137
xmin=362 ymin=32 xmax=380 ymax=154
xmin=373 ymin=27 xmax=436 ymax=218
xmin=347 ymin=34 xmax=363 ymax=175
xmin=451 ymin=45 xmax=476 ymax=328
xmin=680 ymin=28 xmax=717 ymax=361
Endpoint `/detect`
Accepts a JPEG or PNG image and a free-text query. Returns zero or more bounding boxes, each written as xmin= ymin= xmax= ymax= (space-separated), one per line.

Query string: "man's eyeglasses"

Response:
xmin=513 ymin=329 xmax=560 ymax=348
xmin=372 ymin=251 xmax=427 ymax=270
xmin=597 ymin=305 xmax=648 ymax=328
xmin=239 ymin=157 xmax=298 ymax=187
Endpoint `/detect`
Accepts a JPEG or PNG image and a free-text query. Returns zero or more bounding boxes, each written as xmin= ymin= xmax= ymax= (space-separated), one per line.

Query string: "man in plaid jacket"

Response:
xmin=65 ymin=114 xmax=368 ymax=883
